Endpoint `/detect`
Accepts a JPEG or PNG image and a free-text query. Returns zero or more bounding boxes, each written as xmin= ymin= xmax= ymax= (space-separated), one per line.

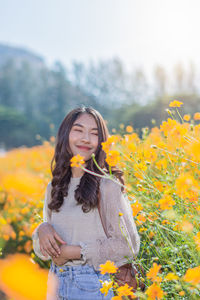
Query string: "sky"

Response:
xmin=1 ymin=0 xmax=200 ymax=75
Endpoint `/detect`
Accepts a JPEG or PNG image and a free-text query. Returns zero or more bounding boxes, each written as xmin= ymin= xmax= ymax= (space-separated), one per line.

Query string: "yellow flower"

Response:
xmin=21 ymin=207 xmax=29 ymax=215
xmin=183 ymin=265 xmax=200 ymax=285
xmin=158 ymin=195 xmax=175 ymax=210
xmin=175 ymin=172 xmax=199 ymax=199
xmin=0 ymin=254 xmax=58 ymax=300
xmin=126 ymin=125 xmax=133 ymax=133
xmin=179 ymin=291 xmax=185 ymax=296
xmin=106 ymin=150 xmax=121 ymax=167
xmin=165 ymin=272 xmax=179 ymax=281
xmin=187 ymin=140 xmax=200 ymax=163
xmin=99 ymin=260 xmax=118 ymax=274
xmin=183 ymin=114 xmax=191 ymax=121
xmin=180 ymin=220 xmax=194 ymax=233
xmin=147 ymin=263 xmax=162 ymax=282
xmin=50 ymin=136 xmax=55 ymax=143
xmin=99 ymin=280 xmax=113 ymax=296
xmin=118 ymin=212 xmax=123 ymax=216
xmin=136 ymin=214 xmax=146 ymax=225
xmin=160 ymin=118 xmax=177 ymax=137
xmin=145 ymin=282 xmax=164 ymax=300
xmin=131 ymin=200 xmax=143 ymax=216
xmin=116 ymin=283 xmax=135 ymax=298
xmin=149 ymin=231 xmax=155 ymax=239
xmin=70 ymin=154 xmax=85 ymax=168
xmin=194 ymin=112 xmax=200 ymax=120
xmin=101 ymin=136 xmax=120 ymax=153
xmin=194 ymin=232 xmax=200 ymax=250
xmin=169 ymin=100 xmax=183 ymax=107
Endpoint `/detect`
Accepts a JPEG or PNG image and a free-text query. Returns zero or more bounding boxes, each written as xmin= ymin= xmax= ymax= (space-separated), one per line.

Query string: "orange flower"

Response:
xmin=70 ymin=154 xmax=85 ymax=168
xmin=106 ymin=150 xmax=121 ymax=167
xmin=149 ymin=231 xmax=155 ymax=239
xmin=0 ymin=254 xmax=58 ymax=300
xmin=180 ymin=220 xmax=194 ymax=233
xmin=153 ymin=181 xmax=164 ymax=192
xmin=101 ymin=136 xmax=120 ymax=153
xmin=126 ymin=125 xmax=133 ymax=133
xmin=187 ymin=140 xmax=200 ymax=163
xmin=158 ymin=195 xmax=175 ymax=210
xmin=194 ymin=112 xmax=200 ymax=120
xmin=136 ymin=214 xmax=146 ymax=225
xmin=99 ymin=280 xmax=113 ymax=296
xmin=131 ymin=201 xmax=143 ymax=216
xmin=183 ymin=114 xmax=191 ymax=121
xmin=179 ymin=291 xmax=185 ymax=296
xmin=165 ymin=272 xmax=179 ymax=281
xmin=24 ymin=240 xmax=32 ymax=253
xmin=99 ymin=260 xmax=118 ymax=274
xmin=175 ymin=172 xmax=199 ymax=199
xmin=145 ymin=282 xmax=164 ymax=300
xmin=116 ymin=283 xmax=135 ymax=298
xmin=160 ymin=118 xmax=178 ymax=137
xmin=183 ymin=265 xmax=200 ymax=285
xmin=169 ymin=100 xmax=183 ymax=107
xmin=147 ymin=263 xmax=162 ymax=282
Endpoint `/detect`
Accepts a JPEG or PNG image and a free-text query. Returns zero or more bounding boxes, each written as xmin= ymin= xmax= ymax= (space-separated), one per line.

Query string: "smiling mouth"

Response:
xmin=77 ymin=146 xmax=91 ymax=151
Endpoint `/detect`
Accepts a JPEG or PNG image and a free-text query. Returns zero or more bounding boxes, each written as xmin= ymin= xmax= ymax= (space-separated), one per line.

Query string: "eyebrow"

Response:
xmin=72 ymin=123 xmax=98 ymax=130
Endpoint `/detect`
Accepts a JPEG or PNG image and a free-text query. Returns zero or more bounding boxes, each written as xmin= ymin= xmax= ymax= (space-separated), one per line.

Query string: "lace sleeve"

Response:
xmin=80 ymin=177 xmax=140 ymax=271
xmin=32 ymin=182 xmax=52 ymax=261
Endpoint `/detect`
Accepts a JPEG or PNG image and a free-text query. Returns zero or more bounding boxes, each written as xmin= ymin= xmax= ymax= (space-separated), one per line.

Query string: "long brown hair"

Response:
xmin=49 ymin=106 xmax=124 ymax=213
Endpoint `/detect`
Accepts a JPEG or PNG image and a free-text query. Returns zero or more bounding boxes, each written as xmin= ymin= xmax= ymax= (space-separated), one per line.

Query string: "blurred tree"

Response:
xmin=187 ymin=61 xmax=197 ymax=94
xmin=174 ymin=62 xmax=185 ymax=93
xmin=154 ymin=65 xmax=168 ymax=96
xmin=0 ymin=106 xmax=39 ymax=150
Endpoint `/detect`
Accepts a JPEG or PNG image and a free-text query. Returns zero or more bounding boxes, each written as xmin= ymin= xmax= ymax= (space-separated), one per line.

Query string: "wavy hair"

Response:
xmin=48 ymin=106 xmax=124 ymax=213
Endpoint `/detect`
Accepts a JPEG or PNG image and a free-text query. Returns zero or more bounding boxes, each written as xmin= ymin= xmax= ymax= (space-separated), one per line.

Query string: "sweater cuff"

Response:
xmin=79 ymin=240 xmax=100 ymax=269
xmin=79 ymin=241 xmax=96 ymax=264
xmin=32 ymin=224 xmax=51 ymax=261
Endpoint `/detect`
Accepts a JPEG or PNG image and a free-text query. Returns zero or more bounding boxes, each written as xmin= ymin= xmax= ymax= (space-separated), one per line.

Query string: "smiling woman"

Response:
xmin=32 ymin=106 xmax=140 ymax=300
xmin=68 ymin=113 xmax=99 ymax=174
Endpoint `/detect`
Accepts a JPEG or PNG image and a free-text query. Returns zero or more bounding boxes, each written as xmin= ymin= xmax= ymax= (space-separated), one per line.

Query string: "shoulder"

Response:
xmin=44 ymin=182 xmax=52 ymax=204
xmin=47 ymin=181 xmax=52 ymax=190
xmin=100 ymin=176 xmax=123 ymax=194
xmin=46 ymin=182 xmax=52 ymax=194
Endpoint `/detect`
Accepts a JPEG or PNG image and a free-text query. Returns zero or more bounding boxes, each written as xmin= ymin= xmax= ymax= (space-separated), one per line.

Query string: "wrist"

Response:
xmin=64 ymin=245 xmax=81 ymax=260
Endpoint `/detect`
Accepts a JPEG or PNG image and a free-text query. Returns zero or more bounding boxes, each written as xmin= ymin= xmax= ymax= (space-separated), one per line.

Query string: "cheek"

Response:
xmin=92 ymin=136 xmax=99 ymax=149
xmin=69 ymin=132 xmax=77 ymax=143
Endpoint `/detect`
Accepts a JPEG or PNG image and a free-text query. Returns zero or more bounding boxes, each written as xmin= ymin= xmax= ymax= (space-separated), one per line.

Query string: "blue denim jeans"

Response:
xmin=48 ymin=262 xmax=114 ymax=300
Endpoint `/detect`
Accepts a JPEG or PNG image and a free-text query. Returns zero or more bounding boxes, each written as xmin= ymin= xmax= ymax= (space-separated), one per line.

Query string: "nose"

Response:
xmin=81 ymin=131 xmax=90 ymax=143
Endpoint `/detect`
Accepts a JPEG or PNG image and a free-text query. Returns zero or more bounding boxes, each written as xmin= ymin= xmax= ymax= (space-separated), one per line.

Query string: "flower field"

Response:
xmin=0 ymin=101 xmax=200 ymax=299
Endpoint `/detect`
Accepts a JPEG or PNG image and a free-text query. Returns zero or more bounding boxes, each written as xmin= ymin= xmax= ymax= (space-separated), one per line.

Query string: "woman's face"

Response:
xmin=69 ymin=113 xmax=99 ymax=161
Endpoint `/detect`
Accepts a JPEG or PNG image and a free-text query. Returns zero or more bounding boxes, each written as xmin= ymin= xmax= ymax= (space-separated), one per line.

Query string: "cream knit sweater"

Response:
xmin=32 ymin=176 xmax=140 ymax=271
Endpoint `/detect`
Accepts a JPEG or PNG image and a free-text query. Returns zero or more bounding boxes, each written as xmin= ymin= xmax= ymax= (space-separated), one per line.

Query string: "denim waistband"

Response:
xmin=50 ymin=262 xmax=97 ymax=275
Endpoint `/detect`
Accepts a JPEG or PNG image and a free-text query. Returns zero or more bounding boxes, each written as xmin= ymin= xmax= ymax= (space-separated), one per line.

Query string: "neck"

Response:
xmin=71 ymin=166 xmax=85 ymax=178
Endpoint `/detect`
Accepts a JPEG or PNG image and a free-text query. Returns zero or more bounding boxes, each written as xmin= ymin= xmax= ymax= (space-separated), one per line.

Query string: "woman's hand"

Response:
xmin=52 ymin=244 xmax=69 ymax=266
xmin=38 ymin=222 xmax=67 ymax=258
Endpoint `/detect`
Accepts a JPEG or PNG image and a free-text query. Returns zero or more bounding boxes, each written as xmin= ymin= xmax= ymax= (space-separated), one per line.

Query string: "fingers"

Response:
xmin=41 ymin=240 xmax=59 ymax=258
xmin=40 ymin=245 xmax=50 ymax=258
xmin=49 ymin=238 xmax=61 ymax=256
xmin=54 ymin=232 xmax=67 ymax=245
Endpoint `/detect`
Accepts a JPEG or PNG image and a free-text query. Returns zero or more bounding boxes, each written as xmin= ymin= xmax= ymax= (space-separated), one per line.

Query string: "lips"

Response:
xmin=77 ymin=145 xmax=91 ymax=151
